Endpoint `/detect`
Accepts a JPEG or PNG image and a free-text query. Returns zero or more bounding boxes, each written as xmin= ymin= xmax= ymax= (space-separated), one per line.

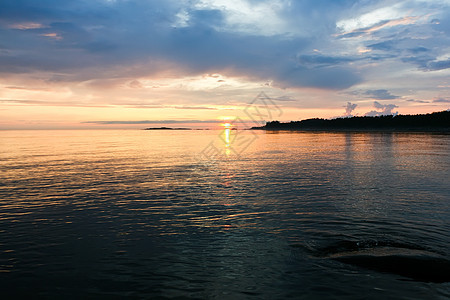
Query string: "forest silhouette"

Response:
xmin=252 ymin=110 xmax=450 ymax=131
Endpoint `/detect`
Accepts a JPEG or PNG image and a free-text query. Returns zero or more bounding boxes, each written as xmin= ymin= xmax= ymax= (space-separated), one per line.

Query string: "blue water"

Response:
xmin=0 ymin=130 xmax=449 ymax=299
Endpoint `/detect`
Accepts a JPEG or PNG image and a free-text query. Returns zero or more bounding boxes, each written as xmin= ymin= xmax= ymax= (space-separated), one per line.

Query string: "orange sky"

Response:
xmin=1 ymin=1 xmax=449 ymax=129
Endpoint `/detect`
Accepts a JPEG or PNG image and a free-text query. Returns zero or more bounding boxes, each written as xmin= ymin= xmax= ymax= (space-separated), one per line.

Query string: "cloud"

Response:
xmin=0 ymin=99 xmax=109 ymax=107
xmin=333 ymin=101 xmax=357 ymax=118
xmin=432 ymin=98 xmax=450 ymax=103
xmin=276 ymin=65 xmax=362 ymax=90
xmin=365 ymin=101 xmax=398 ymax=116
xmin=1 ymin=0 xmax=450 ymax=127
xmin=0 ymin=98 xmax=222 ymax=110
xmin=337 ymin=4 xmax=415 ymax=34
xmin=0 ymin=0 xmax=366 ymax=90
xmin=84 ymin=119 xmax=224 ymax=124
xmin=174 ymin=106 xmax=218 ymax=110
xmin=408 ymin=46 xmax=429 ymax=53
xmin=297 ymin=54 xmax=356 ymax=66
xmin=272 ymin=95 xmax=297 ymax=102
xmin=344 ymin=102 xmax=357 ymax=117
xmin=357 ymin=16 xmax=420 ymax=37
xmin=5 ymin=86 xmax=51 ymax=91
xmin=426 ymin=59 xmax=450 ymax=71
xmin=0 ymin=0 xmax=446 ymax=88
xmin=8 ymin=22 xmax=46 ymax=30
xmin=367 ymin=40 xmax=396 ymax=51
xmin=364 ymin=89 xmax=400 ymax=100
xmin=406 ymin=99 xmax=430 ymax=103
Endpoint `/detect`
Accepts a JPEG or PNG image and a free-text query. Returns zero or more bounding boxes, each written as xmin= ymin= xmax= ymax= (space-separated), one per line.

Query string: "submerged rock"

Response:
xmin=328 ymin=247 xmax=450 ymax=283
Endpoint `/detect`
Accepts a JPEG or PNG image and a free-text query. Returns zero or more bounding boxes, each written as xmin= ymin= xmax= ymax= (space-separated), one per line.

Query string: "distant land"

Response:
xmin=251 ymin=110 xmax=450 ymax=132
xmin=144 ymin=127 xmax=191 ymax=130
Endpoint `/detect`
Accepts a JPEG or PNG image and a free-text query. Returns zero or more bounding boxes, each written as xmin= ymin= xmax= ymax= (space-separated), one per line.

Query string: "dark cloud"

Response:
xmin=364 ymin=33 xmax=450 ymax=73
xmin=1 ymin=0 xmax=449 ymax=94
xmin=433 ymin=98 xmax=450 ymax=103
xmin=272 ymin=95 xmax=297 ymax=102
xmin=297 ymin=54 xmax=356 ymax=66
xmin=0 ymin=0 xmax=364 ymax=90
xmin=401 ymin=56 xmax=434 ymax=69
xmin=277 ymin=65 xmax=362 ymax=90
xmin=426 ymin=59 xmax=450 ymax=71
xmin=403 ymin=56 xmax=450 ymax=71
xmin=408 ymin=46 xmax=429 ymax=53
xmin=406 ymin=99 xmax=430 ymax=103
xmin=367 ymin=40 xmax=396 ymax=51
xmin=364 ymin=89 xmax=400 ymax=100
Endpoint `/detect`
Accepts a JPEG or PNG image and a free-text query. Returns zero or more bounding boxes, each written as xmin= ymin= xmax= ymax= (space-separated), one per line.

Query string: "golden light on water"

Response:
xmin=225 ymin=128 xmax=230 ymax=146
xmin=221 ymin=122 xmax=233 ymax=155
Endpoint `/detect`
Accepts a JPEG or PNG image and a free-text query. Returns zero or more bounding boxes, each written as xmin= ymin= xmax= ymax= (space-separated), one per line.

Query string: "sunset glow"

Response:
xmin=1 ymin=1 xmax=450 ymax=297
xmin=1 ymin=1 xmax=450 ymax=129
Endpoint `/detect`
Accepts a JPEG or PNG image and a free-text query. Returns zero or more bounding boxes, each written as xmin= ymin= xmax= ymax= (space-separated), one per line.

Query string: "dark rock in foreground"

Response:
xmin=293 ymin=239 xmax=450 ymax=283
xmin=330 ymin=247 xmax=450 ymax=283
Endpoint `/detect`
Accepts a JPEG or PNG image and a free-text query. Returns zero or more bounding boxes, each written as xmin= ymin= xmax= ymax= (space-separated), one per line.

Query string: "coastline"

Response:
xmin=250 ymin=127 xmax=450 ymax=133
xmin=251 ymin=110 xmax=450 ymax=133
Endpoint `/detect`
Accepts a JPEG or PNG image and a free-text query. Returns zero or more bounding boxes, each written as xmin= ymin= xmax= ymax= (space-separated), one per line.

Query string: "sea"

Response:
xmin=0 ymin=129 xmax=449 ymax=299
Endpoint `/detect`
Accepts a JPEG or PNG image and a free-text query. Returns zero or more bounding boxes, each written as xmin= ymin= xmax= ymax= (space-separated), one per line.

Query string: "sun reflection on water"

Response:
xmin=222 ymin=123 xmax=232 ymax=155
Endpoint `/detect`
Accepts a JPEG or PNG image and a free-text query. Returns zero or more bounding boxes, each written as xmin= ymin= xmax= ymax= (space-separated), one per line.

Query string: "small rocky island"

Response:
xmin=144 ymin=127 xmax=191 ymax=130
xmin=251 ymin=110 xmax=450 ymax=132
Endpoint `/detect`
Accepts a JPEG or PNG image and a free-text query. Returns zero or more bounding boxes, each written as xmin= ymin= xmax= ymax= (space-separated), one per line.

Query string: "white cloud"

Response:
xmin=8 ymin=22 xmax=46 ymax=30
xmin=173 ymin=10 xmax=190 ymax=28
xmin=193 ymin=0 xmax=291 ymax=36
xmin=344 ymin=102 xmax=357 ymax=116
xmin=337 ymin=0 xmax=450 ymax=37
xmin=337 ymin=4 xmax=408 ymax=33
xmin=365 ymin=101 xmax=399 ymax=116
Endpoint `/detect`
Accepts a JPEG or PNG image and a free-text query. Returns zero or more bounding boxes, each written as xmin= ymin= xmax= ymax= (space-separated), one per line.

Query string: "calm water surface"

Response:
xmin=0 ymin=130 xmax=449 ymax=299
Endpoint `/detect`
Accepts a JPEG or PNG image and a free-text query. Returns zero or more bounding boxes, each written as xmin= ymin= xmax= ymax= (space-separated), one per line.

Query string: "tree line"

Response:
xmin=252 ymin=110 xmax=450 ymax=131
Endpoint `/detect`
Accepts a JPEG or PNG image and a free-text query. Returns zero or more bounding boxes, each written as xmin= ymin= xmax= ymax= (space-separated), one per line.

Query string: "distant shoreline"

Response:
xmin=251 ymin=110 xmax=450 ymax=132
xmin=251 ymin=128 xmax=450 ymax=133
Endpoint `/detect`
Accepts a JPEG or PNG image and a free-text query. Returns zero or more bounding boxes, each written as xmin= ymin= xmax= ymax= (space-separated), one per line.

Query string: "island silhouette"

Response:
xmin=144 ymin=127 xmax=191 ymax=130
xmin=251 ymin=110 xmax=450 ymax=132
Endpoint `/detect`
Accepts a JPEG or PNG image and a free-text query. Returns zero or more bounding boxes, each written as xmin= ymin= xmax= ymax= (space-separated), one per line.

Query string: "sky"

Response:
xmin=1 ymin=0 xmax=450 ymax=129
